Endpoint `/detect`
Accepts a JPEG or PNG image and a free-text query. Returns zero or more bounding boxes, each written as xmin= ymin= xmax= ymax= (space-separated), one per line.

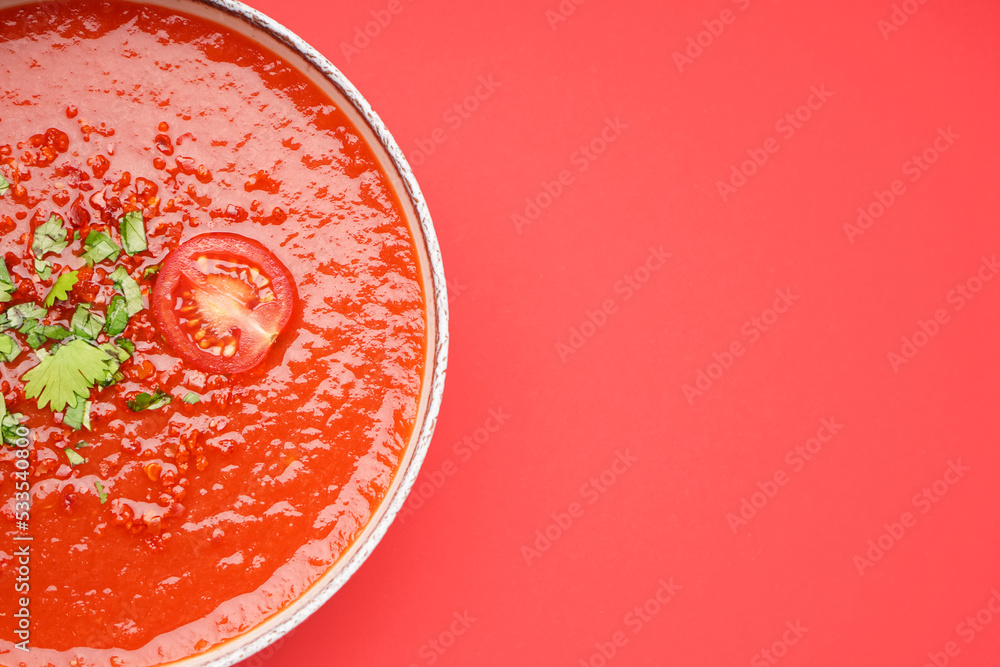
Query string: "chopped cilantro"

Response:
xmin=22 ymin=340 xmax=113 ymax=412
xmin=103 ymin=295 xmax=130 ymax=336
xmin=142 ymin=264 xmax=161 ymax=279
xmin=127 ymin=389 xmax=172 ymax=412
xmin=109 ymin=267 xmax=143 ymax=316
xmin=64 ymin=399 xmax=92 ymax=431
xmin=182 ymin=392 xmax=200 ymax=404
xmin=20 ymin=318 xmax=71 ymax=346
xmin=40 ymin=325 xmax=72 ymax=340
xmin=25 ymin=333 xmax=46 ymax=349
xmin=95 ymin=340 xmax=132 ymax=387
xmin=17 ymin=317 xmax=41 ymax=337
xmin=1 ymin=413 xmax=24 ymax=446
xmin=100 ymin=340 xmax=133 ymax=363
xmin=81 ymin=230 xmax=121 ymax=266
xmin=34 ymin=258 xmax=52 ymax=280
xmin=119 ymin=211 xmax=147 ymax=255
xmin=11 ymin=302 xmax=47 ymax=322
xmin=43 ymin=270 xmax=79 ymax=307
xmin=0 ymin=173 xmax=9 ymax=196
xmin=0 ymin=258 xmax=15 ymax=303
xmin=70 ymin=305 xmax=105 ymax=339
xmin=117 ymin=338 xmax=135 ymax=356
xmin=75 ymin=440 xmax=89 ymax=448
xmin=18 ymin=319 xmax=69 ymax=349
xmin=5 ymin=303 xmax=47 ymax=332
xmin=64 ymin=447 xmax=85 ymax=466
xmin=32 ymin=214 xmax=69 ymax=259
xmin=94 ymin=480 xmax=108 ymax=504
xmin=0 ymin=334 xmax=20 ymax=362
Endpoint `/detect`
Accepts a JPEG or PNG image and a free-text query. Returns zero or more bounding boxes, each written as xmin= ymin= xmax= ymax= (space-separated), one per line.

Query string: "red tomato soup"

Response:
xmin=0 ymin=1 xmax=427 ymax=664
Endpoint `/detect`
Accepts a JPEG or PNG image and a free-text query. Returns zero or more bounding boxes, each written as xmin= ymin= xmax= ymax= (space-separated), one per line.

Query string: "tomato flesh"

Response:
xmin=153 ymin=233 xmax=296 ymax=373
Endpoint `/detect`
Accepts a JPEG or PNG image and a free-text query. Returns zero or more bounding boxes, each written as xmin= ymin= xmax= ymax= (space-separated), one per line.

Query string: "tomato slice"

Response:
xmin=152 ymin=233 xmax=296 ymax=374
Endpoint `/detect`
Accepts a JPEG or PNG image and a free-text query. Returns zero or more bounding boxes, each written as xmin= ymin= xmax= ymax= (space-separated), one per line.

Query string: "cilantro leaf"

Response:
xmin=142 ymin=264 xmax=161 ymax=279
xmin=0 ymin=258 xmax=15 ymax=303
xmin=5 ymin=302 xmax=47 ymax=332
xmin=81 ymin=230 xmax=121 ymax=266
xmin=119 ymin=211 xmax=148 ymax=255
xmin=100 ymin=340 xmax=133 ymax=363
xmin=109 ymin=267 xmax=143 ymax=316
xmin=96 ymin=341 xmax=132 ymax=387
xmin=70 ymin=305 xmax=105 ymax=339
xmin=94 ymin=480 xmax=108 ymax=504
xmin=43 ymin=270 xmax=79 ymax=307
xmin=18 ymin=317 xmax=41 ymax=337
xmin=0 ymin=333 xmax=20 ymax=362
xmin=64 ymin=399 xmax=92 ymax=431
xmin=64 ymin=447 xmax=85 ymax=466
xmin=22 ymin=340 xmax=113 ymax=412
xmin=182 ymin=391 xmax=201 ymax=404
xmin=25 ymin=332 xmax=47 ymax=349
xmin=1 ymin=413 xmax=24 ymax=446
xmin=117 ymin=338 xmax=135 ymax=356
xmin=38 ymin=325 xmax=71 ymax=341
xmin=34 ymin=258 xmax=52 ymax=281
xmin=0 ymin=173 xmax=9 ymax=197
xmin=32 ymin=214 xmax=69 ymax=259
xmin=20 ymin=317 xmax=71 ymax=346
xmin=104 ymin=295 xmax=129 ymax=336
xmin=127 ymin=389 xmax=172 ymax=412
xmin=12 ymin=302 xmax=47 ymax=321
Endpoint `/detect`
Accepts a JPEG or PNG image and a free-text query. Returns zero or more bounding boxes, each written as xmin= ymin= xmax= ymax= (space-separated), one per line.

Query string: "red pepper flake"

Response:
xmin=153 ymin=133 xmax=173 ymax=156
xmin=87 ymin=154 xmax=110 ymax=179
xmin=243 ymin=169 xmax=281 ymax=194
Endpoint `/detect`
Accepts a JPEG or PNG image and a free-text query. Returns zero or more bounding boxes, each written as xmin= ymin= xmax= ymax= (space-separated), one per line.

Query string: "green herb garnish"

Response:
xmin=22 ymin=340 xmax=113 ymax=412
xmin=0 ymin=258 xmax=15 ymax=303
xmin=81 ymin=230 xmax=121 ymax=266
xmin=119 ymin=211 xmax=147 ymax=255
xmin=0 ymin=174 xmax=9 ymax=197
xmin=64 ymin=447 xmax=85 ymax=466
xmin=109 ymin=266 xmax=143 ymax=316
xmin=1 ymin=413 xmax=24 ymax=446
xmin=0 ymin=334 xmax=20 ymax=362
xmin=43 ymin=270 xmax=79 ymax=307
xmin=34 ymin=258 xmax=52 ymax=281
xmin=103 ymin=296 xmax=129 ymax=336
xmin=70 ymin=305 xmax=105 ymax=340
xmin=117 ymin=338 xmax=135 ymax=356
xmin=182 ymin=392 xmax=200 ymax=404
xmin=63 ymin=399 xmax=92 ymax=431
xmin=94 ymin=480 xmax=108 ymax=504
xmin=31 ymin=214 xmax=69 ymax=259
xmin=22 ymin=324 xmax=71 ymax=349
xmin=127 ymin=389 xmax=172 ymax=412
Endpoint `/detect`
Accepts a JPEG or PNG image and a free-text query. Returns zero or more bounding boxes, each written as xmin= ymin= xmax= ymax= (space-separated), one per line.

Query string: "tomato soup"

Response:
xmin=0 ymin=1 xmax=428 ymax=664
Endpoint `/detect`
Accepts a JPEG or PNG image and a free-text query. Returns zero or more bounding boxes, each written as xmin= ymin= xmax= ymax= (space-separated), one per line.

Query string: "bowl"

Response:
xmin=0 ymin=0 xmax=448 ymax=664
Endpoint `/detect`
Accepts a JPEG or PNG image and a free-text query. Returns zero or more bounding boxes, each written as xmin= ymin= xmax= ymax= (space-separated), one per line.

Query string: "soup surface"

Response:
xmin=0 ymin=1 xmax=426 ymax=665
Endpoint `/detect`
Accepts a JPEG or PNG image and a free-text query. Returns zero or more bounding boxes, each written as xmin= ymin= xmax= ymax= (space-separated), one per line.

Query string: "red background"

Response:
xmin=236 ymin=0 xmax=1000 ymax=665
